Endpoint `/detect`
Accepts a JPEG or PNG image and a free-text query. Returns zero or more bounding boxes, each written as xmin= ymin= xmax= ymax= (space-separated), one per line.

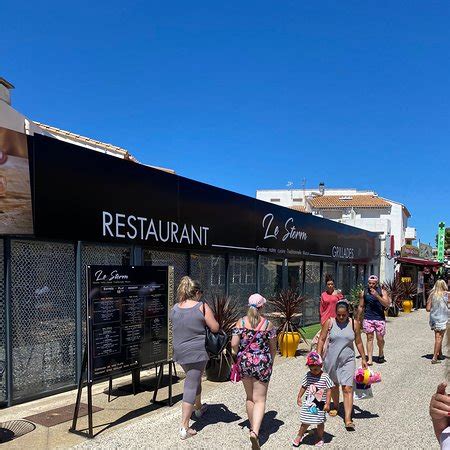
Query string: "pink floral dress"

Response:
xmin=232 ymin=319 xmax=276 ymax=383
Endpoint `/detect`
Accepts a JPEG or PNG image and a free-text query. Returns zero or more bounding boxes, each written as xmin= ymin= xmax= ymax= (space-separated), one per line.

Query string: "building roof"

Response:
xmin=33 ymin=122 xmax=175 ymax=174
xmin=289 ymin=205 xmax=307 ymax=212
xmin=379 ymin=197 xmax=411 ymax=218
xmin=308 ymin=195 xmax=391 ymax=209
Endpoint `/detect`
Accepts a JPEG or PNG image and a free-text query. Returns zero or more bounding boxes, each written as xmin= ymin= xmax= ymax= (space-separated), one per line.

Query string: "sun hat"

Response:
xmin=248 ymin=293 xmax=267 ymax=309
xmin=306 ymin=351 xmax=323 ymax=367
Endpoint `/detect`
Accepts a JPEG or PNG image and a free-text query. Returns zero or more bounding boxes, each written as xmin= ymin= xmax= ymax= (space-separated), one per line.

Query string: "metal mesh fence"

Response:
xmin=143 ymin=250 xmax=188 ymax=289
xmin=301 ymin=261 xmax=321 ymax=326
xmin=0 ymin=240 xmax=5 ymax=403
xmin=80 ymin=244 xmax=131 ymax=346
xmin=228 ymin=255 xmax=257 ymax=314
xmin=259 ymin=257 xmax=283 ymax=300
xmin=10 ymin=240 xmax=76 ymax=400
xmin=190 ymin=253 xmax=226 ymax=301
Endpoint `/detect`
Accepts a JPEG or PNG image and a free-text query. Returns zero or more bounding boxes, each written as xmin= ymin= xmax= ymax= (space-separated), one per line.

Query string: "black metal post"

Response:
xmin=70 ymin=347 xmax=87 ymax=432
xmin=87 ymin=381 xmax=93 ymax=438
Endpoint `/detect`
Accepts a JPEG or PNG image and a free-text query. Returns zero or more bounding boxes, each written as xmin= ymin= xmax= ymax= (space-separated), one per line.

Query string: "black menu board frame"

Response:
xmin=86 ymin=265 xmax=173 ymax=383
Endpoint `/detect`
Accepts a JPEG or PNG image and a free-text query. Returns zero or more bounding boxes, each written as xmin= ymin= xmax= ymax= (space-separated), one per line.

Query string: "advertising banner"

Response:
xmin=0 ymin=127 xmax=33 ymax=234
xmin=401 ymin=244 xmax=420 ymax=258
xmin=86 ymin=265 xmax=172 ymax=382
xmin=29 ymin=133 xmax=378 ymax=261
xmin=437 ymin=222 xmax=445 ymax=262
xmin=419 ymin=243 xmax=433 ymax=260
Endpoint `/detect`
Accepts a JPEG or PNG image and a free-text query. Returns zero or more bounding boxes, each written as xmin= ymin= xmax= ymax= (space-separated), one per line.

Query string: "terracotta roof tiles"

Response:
xmin=308 ymin=195 xmax=391 ymax=209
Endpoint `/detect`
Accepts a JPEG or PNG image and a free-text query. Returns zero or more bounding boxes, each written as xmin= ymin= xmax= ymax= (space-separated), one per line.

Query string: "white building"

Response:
xmin=256 ymin=183 xmax=415 ymax=282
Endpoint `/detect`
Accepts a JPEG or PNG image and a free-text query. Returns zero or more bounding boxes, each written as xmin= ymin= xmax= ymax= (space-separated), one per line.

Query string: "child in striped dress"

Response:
xmin=293 ymin=352 xmax=334 ymax=447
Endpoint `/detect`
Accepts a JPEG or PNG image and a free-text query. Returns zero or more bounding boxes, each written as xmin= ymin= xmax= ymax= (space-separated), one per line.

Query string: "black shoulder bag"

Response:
xmin=202 ymin=301 xmax=228 ymax=356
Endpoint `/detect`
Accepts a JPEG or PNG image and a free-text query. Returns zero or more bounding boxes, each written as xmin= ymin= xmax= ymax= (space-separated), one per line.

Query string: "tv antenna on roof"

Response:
xmin=287 ymin=181 xmax=293 ymax=200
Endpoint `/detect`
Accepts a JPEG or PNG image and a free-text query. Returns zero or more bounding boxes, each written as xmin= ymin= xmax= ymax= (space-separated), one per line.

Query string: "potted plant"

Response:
xmin=399 ymin=281 xmax=417 ymax=314
xmin=205 ymin=295 xmax=240 ymax=382
xmin=382 ymin=278 xmax=405 ymax=317
xmin=268 ymin=289 xmax=305 ymax=357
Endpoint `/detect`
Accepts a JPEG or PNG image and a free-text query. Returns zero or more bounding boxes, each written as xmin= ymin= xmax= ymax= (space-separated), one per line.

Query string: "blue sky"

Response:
xmin=2 ymin=1 xmax=449 ymax=245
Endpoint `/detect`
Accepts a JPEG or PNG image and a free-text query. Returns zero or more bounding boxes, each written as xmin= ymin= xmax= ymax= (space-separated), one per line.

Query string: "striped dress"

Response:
xmin=299 ymin=371 xmax=334 ymax=425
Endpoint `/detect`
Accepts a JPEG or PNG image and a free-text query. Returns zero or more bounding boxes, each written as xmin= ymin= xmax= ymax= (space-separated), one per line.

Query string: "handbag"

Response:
xmin=202 ymin=301 xmax=228 ymax=356
xmin=230 ymin=318 xmax=266 ymax=383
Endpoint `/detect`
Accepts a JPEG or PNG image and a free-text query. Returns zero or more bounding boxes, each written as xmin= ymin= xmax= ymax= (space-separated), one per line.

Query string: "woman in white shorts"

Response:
xmin=426 ymin=279 xmax=449 ymax=364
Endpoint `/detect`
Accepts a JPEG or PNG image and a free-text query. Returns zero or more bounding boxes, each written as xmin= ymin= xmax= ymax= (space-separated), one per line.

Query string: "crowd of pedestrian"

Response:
xmin=171 ymin=273 xmax=449 ymax=448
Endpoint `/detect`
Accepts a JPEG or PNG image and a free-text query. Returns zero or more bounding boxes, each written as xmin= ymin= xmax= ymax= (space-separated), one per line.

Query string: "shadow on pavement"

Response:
xmin=353 ymin=405 xmax=379 ymax=420
xmin=83 ymin=393 xmax=184 ymax=438
xmin=105 ymin=374 xmax=181 ymax=400
xmin=302 ymin=429 xmax=335 ymax=445
xmin=238 ymin=410 xmax=284 ymax=446
xmin=421 ymin=354 xmax=448 ymax=360
xmin=191 ymin=403 xmax=241 ymax=432
xmin=334 ymin=404 xmax=379 ymax=421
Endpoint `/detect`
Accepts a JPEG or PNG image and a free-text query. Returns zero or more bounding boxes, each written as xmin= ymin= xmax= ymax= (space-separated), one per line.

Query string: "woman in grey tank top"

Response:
xmin=317 ymin=300 xmax=367 ymax=430
xmin=171 ymin=276 xmax=219 ymax=440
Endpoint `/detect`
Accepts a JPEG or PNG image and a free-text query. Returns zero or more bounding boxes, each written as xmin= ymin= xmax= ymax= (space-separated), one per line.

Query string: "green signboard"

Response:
xmin=437 ymin=221 xmax=445 ymax=262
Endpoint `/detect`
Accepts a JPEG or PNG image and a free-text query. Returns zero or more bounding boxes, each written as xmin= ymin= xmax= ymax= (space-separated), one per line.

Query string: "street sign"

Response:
xmin=438 ymin=222 xmax=445 ymax=262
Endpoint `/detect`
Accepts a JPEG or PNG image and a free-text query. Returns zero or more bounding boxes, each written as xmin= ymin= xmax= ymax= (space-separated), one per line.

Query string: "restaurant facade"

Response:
xmin=0 ymin=127 xmax=380 ymax=406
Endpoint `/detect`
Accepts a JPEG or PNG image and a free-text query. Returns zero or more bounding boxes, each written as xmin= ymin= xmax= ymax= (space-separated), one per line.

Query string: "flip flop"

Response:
xmin=345 ymin=421 xmax=355 ymax=431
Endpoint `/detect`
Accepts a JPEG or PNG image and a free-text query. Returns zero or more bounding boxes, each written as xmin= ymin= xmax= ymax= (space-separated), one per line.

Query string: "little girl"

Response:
xmin=293 ymin=351 xmax=334 ymax=447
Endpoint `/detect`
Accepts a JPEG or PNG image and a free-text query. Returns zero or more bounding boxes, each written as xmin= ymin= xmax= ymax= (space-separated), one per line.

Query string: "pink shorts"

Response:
xmin=363 ymin=319 xmax=386 ymax=337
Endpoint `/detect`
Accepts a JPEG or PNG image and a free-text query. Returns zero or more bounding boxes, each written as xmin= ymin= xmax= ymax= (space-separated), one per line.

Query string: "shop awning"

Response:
xmin=395 ymin=256 xmax=442 ymax=267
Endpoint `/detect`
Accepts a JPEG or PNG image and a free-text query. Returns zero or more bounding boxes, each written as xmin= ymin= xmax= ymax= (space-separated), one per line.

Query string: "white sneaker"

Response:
xmin=194 ymin=403 xmax=208 ymax=418
xmin=179 ymin=427 xmax=197 ymax=440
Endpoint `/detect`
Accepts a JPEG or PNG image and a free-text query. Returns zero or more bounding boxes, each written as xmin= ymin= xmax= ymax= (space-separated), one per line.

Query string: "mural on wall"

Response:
xmin=0 ymin=127 xmax=33 ymax=234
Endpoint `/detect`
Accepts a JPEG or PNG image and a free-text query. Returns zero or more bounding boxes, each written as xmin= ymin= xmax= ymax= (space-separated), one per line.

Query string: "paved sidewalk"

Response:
xmin=76 ymin=309 xmax=444 ymax=450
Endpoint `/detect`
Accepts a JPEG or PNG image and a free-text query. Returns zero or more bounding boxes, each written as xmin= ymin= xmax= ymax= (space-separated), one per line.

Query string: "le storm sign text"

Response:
xmin=27 ymin=133 xmax=377 ymax=261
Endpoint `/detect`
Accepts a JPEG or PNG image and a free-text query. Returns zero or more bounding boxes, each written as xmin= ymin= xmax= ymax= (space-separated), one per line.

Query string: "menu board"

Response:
xmin=86 ymin=265 xmax=172 ymax=382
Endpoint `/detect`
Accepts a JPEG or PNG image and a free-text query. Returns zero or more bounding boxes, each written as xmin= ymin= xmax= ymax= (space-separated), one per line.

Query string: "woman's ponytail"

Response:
xmin=247 ymin=305 xmax=261 ymax=329
xmin=177 ymin=276 xmax=201 ymax=303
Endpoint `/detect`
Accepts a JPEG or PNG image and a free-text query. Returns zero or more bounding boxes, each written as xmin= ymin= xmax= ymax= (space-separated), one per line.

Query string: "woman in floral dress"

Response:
xmin=231 ymin=294 xmax=277 ymax=450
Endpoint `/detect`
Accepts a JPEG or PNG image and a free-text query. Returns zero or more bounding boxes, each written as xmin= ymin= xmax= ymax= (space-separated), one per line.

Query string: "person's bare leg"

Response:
xmin=440 ymin=330 xmax=446 ymax=357
xmin=366 ymin=332 xmax=374 ymax=364
xmin=251 ymin=380 xmax=269 ymax=436
xmin=433 ymin=331 xmax=443 ymax=361
xmin=331 ymin=385 xmax=340 ymax=412
xmin=181 ymin=401 xmax=195 ymax=430
xmin=316 ymin=423 xmax=325 ymax=442
xmin=376 ymin=333 xmax=385 ymax=358
xmin=242 ymin=377 xmax=255 ymax=430
xmin=293 ymin=423 xmax=309 ymax=444
xmin=342 ymin=385 xmax=353 ymax=424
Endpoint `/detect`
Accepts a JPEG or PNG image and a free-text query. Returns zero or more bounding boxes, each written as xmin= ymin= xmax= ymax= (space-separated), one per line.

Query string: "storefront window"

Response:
xmin=357 ymin=265 xmax=366 ymax=287
xmin=288 ymin=260 xmax=304 ymax=294
xmin=322 ymin=262 xmax=336 ymax=289
xmin=228 ymin=256 xmax=257 ymax=311
xmin=259 ymin=257 xmax=283 ymax=299
xmin=304 ymin=261 xmax=321 ymax=300
xmin=338 ymin=263 xmax=352 ymax=296
xmin=370 ymin=264 xmax=379 ymax=279
xmin=190 ymin=253 xmax=226 ymax=300
xmin=351 ymin=264 xmax=358 ymax=291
